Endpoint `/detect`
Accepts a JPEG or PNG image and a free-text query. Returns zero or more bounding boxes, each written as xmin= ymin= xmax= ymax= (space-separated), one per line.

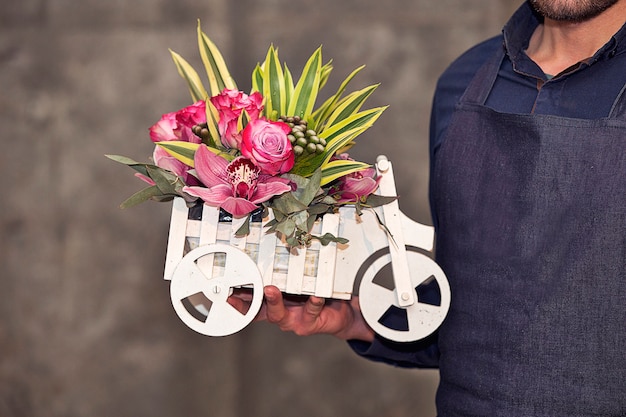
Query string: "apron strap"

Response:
xmin=458 ymin=43 xmax=506 ymax=106
xmin=609 ymin=82 xmax=626 ymax=119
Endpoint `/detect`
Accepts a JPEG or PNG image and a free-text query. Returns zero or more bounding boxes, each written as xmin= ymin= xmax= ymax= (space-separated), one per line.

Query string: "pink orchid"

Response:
xmin=152 ymin=146 xmax=200 ymax=186
xmin=331 ymin=154 xmax=381 ymax=204
xmin=183 ymin=145 xmax=292 ymax=217
xmin=210 ymin=89 xmax=264 ymax=149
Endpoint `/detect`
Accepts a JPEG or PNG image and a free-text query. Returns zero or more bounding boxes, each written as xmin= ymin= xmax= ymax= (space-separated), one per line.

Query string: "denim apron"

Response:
xmin=431 ymin=47 xmax=626 ymax=416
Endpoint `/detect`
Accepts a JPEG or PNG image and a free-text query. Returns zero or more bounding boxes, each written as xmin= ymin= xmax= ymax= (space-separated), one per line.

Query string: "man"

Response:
xmin=249 ymin=1 xmax=626 ymax=414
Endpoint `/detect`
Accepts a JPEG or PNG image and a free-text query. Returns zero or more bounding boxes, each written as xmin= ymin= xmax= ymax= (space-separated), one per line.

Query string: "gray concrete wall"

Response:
xmin=1 ymin=1 xmax=520 ymax=416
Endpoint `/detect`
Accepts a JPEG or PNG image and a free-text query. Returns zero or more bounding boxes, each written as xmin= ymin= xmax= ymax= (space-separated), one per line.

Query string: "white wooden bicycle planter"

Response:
xmin=163 ymin=156 xmax=450 ymax=342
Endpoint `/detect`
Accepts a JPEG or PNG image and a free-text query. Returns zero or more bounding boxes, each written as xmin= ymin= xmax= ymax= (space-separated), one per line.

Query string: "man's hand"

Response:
xmin=228 ymin=285 xmax=375 ymax=342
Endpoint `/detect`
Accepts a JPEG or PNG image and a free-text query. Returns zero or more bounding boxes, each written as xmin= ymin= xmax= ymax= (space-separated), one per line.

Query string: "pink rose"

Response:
xmin=210 ymin=89 xmax=264 ymax=149
xmin=240 ymin=118 xmax=295 ymax=175
xmin=331 ymin=154 xmax=380 ymax=203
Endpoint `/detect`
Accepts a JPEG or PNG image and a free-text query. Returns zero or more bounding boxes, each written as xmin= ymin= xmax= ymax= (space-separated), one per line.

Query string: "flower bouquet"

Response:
xmin=106 ymin=23 xmax=453 ymax=340
xmin=107 ymin=22 xmax=395 ymax=248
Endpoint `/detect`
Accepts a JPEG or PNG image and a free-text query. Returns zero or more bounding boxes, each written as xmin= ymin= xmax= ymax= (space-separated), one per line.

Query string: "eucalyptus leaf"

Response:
xmin=314 ymin=232 xmax=349 ymax=246
xmin=234 ymin=216 xmax=251 ymax=236
xmin=146 ymin=166 xmax=180 ymax=195
xmin=276 ymin=218 xmax=296 ymax=238
xmin=307 ymin=203 xmax=332 ymax=215
xmin=272 ymin=192 xmax=308 ymax=215
xmin=292 ymin=211 xmax=310 ymax=232
xmin=306 ymin=214 xmax=317 ymax=232
xmin=120 ymin=185 xmax=165 ymax=209
xmin=363 ymin=194 xmax=398 ymax=207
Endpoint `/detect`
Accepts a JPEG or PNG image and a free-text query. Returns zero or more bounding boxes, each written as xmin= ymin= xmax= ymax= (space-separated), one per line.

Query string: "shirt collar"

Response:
xmin=502 ymin=1 xmax=626 ymax=77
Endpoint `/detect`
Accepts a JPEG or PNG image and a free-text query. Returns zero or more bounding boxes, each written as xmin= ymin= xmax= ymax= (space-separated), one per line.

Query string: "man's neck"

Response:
xmin=526 ymin=1 xmax=626 ymax=76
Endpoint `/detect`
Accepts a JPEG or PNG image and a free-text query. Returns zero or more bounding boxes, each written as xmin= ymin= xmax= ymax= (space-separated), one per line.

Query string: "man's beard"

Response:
xmin=529 ymin=0 xmax=619 ymax=22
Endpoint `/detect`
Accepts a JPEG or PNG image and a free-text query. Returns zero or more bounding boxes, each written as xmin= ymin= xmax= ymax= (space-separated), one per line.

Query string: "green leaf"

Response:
xmin=105 ymin=154 xmax=156 ymax=177
xmin=363 ymin=194 xmax=397 ymax=207
xmin=276 ymin=218 xmax=296 ymax=238
xmin=146 ymin=165 xmax=181 ymax=195
xmin=197 ymin=21 xmax=236 ymax=96
xmin=324 ymin=84 xmax=379 ymax=130
xmin=318 ymin=60 xmax=333 ymax=90
xmin=205 ymin=99 xmax=223 ymax=148
xmin=169 ymin=49 xmax=208 ymax=102
xmin=234 ymin=215 xmax=251 ymax=236
xmin=272 ymin=192 xmax=308 ymax=215
xmin=294 ymin=168 xmax=322 ymax=206
xmin=119 ymin=185 xmax=164 ymax=209
xmin=292 ymin=211 xmax=310 ymax=232
xmin=313 ymin=232 xmax=349 ymax=246
xmin=156 ymin=141 xmax=233 ymax=167
xmin=283 ymin=63 xmax=294 ymax=108
xmin=262 ymin=44 xmax=286 ymax=118
xmin=156 ymin=141 xmax=199 ymax=167
xmin=307 ymin=214 xmax=318 ymax=232
xmin=251 ymin=64 xmax=264 ymax=94
xmin=311 ymin=65 xmax=365 ymax=131
xmin=291 ymin=106 xmax=386 ymax=177
xmin=287 ymin=47 xmax=322 ymax=119
xmin=306 ymin=203 xmax=332 ymax=215
xmin=320 ymin=159 xmax=370 ymax=186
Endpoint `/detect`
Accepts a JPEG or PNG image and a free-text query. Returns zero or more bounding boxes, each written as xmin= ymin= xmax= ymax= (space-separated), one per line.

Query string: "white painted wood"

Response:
xmin=315 ymin=213 xmax=339 ymax=298
xmin=197 ymin=204 xmax=220 ymax=276
xmin=376 ymin=156 xmax=414 ymax=307
xmin=286 ymin=245 xmax=307 ymax=295
xmin=257 ymin=211 xmax=278 ymax=287
xmin=163 ymin=156 xmax=450 ymax=341
xmin=164 ymin=197 xmax=190 ymax=281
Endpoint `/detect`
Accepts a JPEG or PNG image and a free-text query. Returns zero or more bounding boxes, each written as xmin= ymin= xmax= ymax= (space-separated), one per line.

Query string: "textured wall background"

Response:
xmin=1 ymin=1 xmax=520 ymax=416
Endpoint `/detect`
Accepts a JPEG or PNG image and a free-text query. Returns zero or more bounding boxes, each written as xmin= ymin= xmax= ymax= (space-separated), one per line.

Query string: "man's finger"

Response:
xmin=264 ymin=285 xmax=288 ymax=324
xmin=303 ymin=296 xmax=325 ymax=322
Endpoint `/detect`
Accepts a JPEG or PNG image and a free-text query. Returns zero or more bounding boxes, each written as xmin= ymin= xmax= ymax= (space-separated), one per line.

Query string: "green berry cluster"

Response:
xmin=279 ymin=116 xmax=327 ymax=157
xmin=192 ymin=123 xmax=211 ymax=141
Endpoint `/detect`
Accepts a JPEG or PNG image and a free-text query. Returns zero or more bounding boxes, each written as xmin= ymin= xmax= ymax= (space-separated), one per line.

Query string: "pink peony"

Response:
xmin=210 ymin=89 xmax=264 ymax=149
xmin=183 ymin=145 xmax=292 ymax=217
xmin=149 ymin=101 xmax=206 ymax=144
xmin=240 ymin=118 xmax=294 ymax=176
xmin=148 ymin=101 xmax=206 ymax=185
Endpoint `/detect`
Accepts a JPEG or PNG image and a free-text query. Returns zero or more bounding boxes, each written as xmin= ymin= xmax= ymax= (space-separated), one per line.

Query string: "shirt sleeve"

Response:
xmin=348 ymin=332 xmax=441 ymax=369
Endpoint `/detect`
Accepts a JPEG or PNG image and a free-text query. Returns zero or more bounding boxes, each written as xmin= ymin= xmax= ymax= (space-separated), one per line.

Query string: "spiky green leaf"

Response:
xmin=311 ymin=65 xmax=365 ymax=130
xmin=205 ymin=99 xmax=223 ymax=148
xmin=156 ymin=141 xmax=233 ymax=167
xmin=320 ymin=159 xmax=371 ymax=186
xmin=324 ymin=84 xmax=379 ymax=129
xmin=251 ymin=64 xmax=264 ymax=94
xmin=169 ymin=49 xmax=208 ymax=102
xmin=197 ymin=21 xmax=236 ymax=96
xmin=262 ymin=45 xmax=286 ymax=119
xmin=287 ymin=47 xmax=322 ymax=118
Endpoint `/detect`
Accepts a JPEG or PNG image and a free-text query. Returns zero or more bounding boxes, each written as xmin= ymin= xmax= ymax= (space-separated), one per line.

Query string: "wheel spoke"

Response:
xmin=406 ymin=302 xmax=444 ymax=330
xmin=203 ymin=299 xmax=248 ymax=334
xmin=223 ymin=254 xmax=260 ymax=288
xmin=361 ymin=283 xmax=397 ymax=320
xmin=172 ymin=261 xmax=214 ymax=300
